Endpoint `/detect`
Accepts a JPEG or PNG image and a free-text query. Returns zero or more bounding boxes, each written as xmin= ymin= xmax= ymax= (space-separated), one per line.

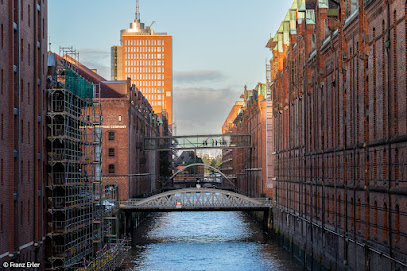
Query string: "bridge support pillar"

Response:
xmin=263 ymin=208 xmax=271 ymax=231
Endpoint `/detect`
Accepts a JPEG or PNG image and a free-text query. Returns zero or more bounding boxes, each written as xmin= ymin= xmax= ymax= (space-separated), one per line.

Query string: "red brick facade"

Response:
xmin=0 ymin=0 xmax=48 ymax=268
xmin=267 ymin=0 xmax=407 ymax=269
xmin=222 ymin=84 xmax=271 ymax=198
xmin=100 ymin=81 xmax=161 ymax=201
xmin=72 ymin=62 xmax=162 ymax=201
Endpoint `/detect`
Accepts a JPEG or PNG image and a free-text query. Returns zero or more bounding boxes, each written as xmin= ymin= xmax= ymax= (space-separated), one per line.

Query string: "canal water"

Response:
xmin=124 ymin=211 xmax=301 ymax=271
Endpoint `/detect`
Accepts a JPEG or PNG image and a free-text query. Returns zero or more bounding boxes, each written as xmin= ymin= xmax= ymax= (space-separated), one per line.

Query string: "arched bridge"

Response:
xmin=119 ymin=188 xmax=272 ymax=211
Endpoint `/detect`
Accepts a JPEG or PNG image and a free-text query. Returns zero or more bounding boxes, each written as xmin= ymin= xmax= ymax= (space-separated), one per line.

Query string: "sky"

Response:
xmin=48 ymin=0 xmax=293 ymax=135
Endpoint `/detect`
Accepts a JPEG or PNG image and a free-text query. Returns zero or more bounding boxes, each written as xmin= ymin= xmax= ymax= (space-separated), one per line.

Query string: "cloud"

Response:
xmin=78 ymin=48 xmax=111 ymax=79
xmin=79 ymin=48 xmax=110 ymax=56
xmin=174 ymin=70 xmax=225 ymax=84
xmin=173 ymin=86 xmax=242 ymax=135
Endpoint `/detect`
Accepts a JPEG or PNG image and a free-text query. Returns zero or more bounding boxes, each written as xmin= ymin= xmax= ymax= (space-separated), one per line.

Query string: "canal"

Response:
xmin=124 ymin=211 xmax=302 ymax=271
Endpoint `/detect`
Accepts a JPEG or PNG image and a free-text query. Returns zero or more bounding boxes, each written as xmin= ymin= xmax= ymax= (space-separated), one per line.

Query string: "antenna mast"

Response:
xmin=136 ymin=0 xmax=140 ymax=20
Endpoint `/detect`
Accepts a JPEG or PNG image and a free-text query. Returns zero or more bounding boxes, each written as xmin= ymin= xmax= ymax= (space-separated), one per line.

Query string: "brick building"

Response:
xmin=111 ymin=3 xmax=173 ymax=126
xmin=173 ymin=151 xmax=204 ymax=185
xmin=71 ymin=59 xmax=162 ymax=201
xmin=222 ymin=84 xmax=272 ymax=198
xmin=266 ymin=0 xmax=407 ymax=270
xmin=221 ymin=101 xmax=244 ymax=179
xmin=0 ymin=0 xmax=48 ymax=268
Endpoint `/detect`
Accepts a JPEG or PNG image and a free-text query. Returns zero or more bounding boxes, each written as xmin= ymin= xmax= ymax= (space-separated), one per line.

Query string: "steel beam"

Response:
xmin=144 ymin=134 xmax=252 ymax=151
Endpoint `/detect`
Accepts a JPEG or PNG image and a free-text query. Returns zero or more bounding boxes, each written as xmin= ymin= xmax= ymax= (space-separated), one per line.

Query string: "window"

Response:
xmin=395 ymin=149 xmax=399 ymax=180
xmin=338 ymin=195 xmax=341 ymax=228
xmin=1 ymin=24 xmax=3 ymax=48
xmin=1 ymin=69 xmax=3 ymax=95
xmin=28 ymin=200 xmax=30 ymax=224
xmin=383 ymin=149 xmax=387 ymax=180
xmin=21 ymin=39 xmax=23 ymax=61
xmin=374 ymin=201 xmax=378 ymax=235
xmin=20 ymin=160 xmax=23 ymax=183
xmin=28 ymin=43 xmax=30 ymax=66
xmin=27 ymin=82 xmax=30 ymax=104
xmin=395 ymin=205 xmax=400 ymax=242
xmin=28 ymin=5 xmax=30 ymax=26
xmin=383 ymin=202 xmax=388 ymax=239
xmin=21 ymin=79 xmax=23 ymax=102
xmin=0 ymin=204 xmax=2 ymax=232
xmin=20 ymin=0 xmax=23 ymax=20
xmin=20 ymin=120 xmax=23 ymax=143
xmin=0 ymin=159 xmax=3 ymax=185
xmin=351 ymin=197 xmax=354 ymax=227
xmin=357 ymin=199 xmax=361 ymax=230
xmin=118 ymin=115 xmax=122 ymax=122
xmin=20 ymin=201 xmax=23 ymax=225
xmin=27 ymin=160 xmax=30 ymax=183
xmin=108 ymin=148 xmax=115 ymax=157
xmin=108 ymin=131 xmax=115 ymax=141
xmin=108 ymin=164 xmax=115 ymax=174
xmin=373 ymin=151 xmax=377 ymax=180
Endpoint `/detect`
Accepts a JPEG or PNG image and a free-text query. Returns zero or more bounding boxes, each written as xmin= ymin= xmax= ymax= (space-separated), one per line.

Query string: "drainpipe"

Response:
xmin=15 ymin=0 xmax=22 ymax=259
xmin=385 ymin=0 xmax=393 ymax=262
xmin=32 ymin=0 xmax=37 ymax=260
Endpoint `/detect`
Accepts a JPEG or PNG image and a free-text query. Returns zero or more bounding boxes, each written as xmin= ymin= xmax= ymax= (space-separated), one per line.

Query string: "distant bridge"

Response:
xmin=119 ymin=188 xmax=272 ymax=212
xmin=143 ymin=134 xmax=251 ymax=151
xmin=170 ymin=163 xmax=235 ymax=185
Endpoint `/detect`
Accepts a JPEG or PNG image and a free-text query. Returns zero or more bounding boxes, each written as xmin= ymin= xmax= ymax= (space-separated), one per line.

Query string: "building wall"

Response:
xmin=112 ymin=16 xmax=173 ymax=125
xmin=0 ymin=0 xmax=47 ymax=268
xmin=121 ymin=35 xmax=173 ymax=125
xmin=101 ymin=82 xmax=160 ymax=201
xmin=268 ymin=0 xmax=407 ymax=270
xmin=223 ymin=85 xmax=270 ymax=198
xmin=221 ymin=101 xmax=244 ymax=178
xmin=101 ymin=99 xmax=130 ymax=201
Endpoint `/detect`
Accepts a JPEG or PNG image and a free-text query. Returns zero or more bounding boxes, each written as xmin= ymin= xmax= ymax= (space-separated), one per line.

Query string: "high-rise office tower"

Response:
xmin=111 ymin=1 xmax=173 ymax=125
xmin=0 ymin=0 xmax=48 ymax=267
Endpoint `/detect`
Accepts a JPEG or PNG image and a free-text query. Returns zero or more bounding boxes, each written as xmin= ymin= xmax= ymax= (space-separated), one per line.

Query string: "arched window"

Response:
xmin=108 ymin=131 xmax=115 ymax=141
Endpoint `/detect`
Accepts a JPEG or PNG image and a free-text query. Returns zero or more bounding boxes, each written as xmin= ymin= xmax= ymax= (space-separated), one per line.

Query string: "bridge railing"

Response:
xmin=144 ymin=134 xmax=252 ymax=151
xmin=118 ymin=190 xmax=273 ymax=209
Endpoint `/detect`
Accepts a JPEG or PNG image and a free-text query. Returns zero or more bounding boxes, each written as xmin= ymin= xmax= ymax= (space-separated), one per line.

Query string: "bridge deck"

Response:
xmin=119 ymin=188 xmax=272 ymax=212
xmin=144 ymin=134 xmax=251 ymax=151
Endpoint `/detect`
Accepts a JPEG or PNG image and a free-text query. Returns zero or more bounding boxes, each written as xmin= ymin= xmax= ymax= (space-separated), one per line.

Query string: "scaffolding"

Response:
xmin=46 ymin=48 xmax=103 ymax=270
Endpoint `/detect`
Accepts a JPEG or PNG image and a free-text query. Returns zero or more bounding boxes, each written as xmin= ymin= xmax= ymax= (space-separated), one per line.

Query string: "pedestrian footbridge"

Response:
xmin=119 ymin=188 xmax=272 ymax=211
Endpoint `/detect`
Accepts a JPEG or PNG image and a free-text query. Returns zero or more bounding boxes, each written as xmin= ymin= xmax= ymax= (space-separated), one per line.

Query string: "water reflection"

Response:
xmin=126 ymin=212 xmax=301 ymax=271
